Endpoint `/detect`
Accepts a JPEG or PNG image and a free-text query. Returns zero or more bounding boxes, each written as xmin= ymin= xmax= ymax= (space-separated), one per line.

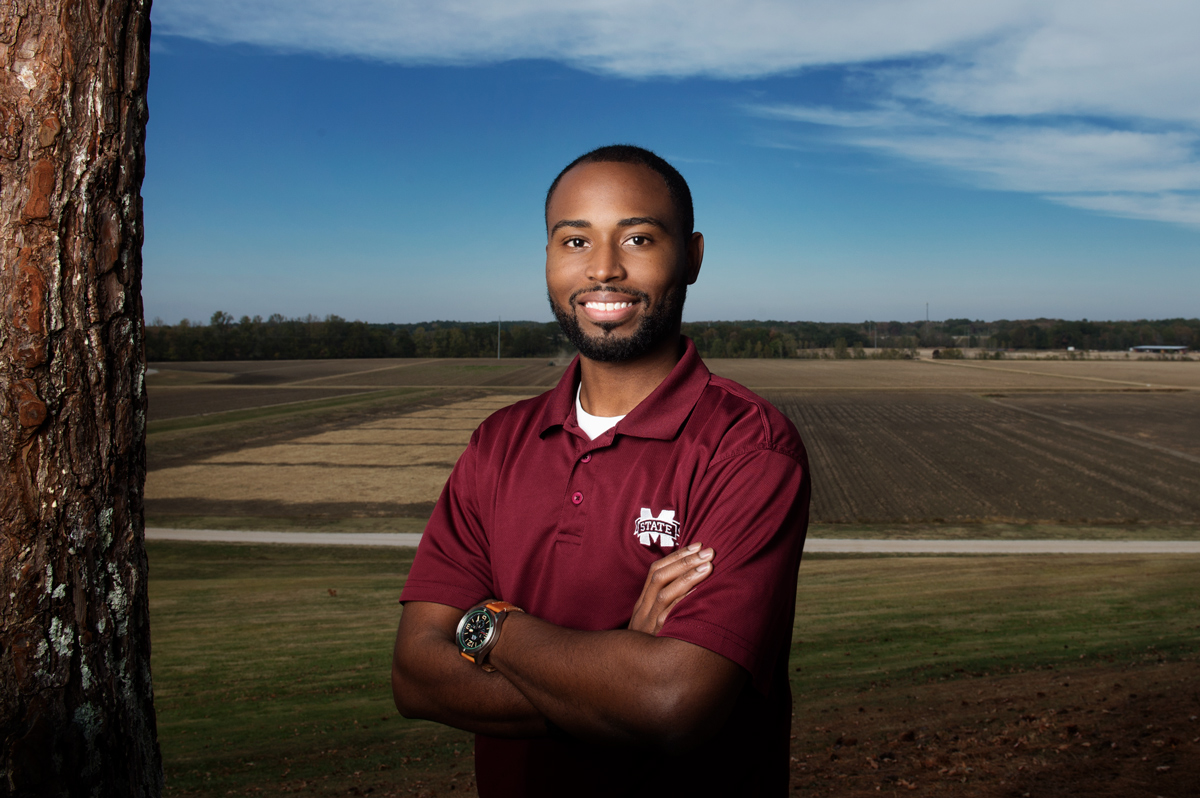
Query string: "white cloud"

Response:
xmin=896 ymin=1 xmax=1200 ymax=125
xmin=153 ymin=0 xmax=1200 ymax=226
xmin=153 ymin=0 xmax=1027 ymax=76
xmin=746 ymin=104 xmax=926 ymax=130
xmin=862 ymin=125 xmax=1200 ymax=194
xmin=1050 ymin=193 xmax=1200 ymax=227
xmin=751 ymin=102 xmax=1200 ymax=223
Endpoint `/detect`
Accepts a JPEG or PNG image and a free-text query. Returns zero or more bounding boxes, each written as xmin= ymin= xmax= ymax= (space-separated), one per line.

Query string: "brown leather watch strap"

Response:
xmin=479 ymin=602 xmax=523 ymax=671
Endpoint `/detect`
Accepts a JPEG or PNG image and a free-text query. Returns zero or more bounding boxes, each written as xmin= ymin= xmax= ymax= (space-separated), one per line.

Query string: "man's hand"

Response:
xmin=628 ymin=542 xmax=714 ymax=635
xmin=395 ymin=543 xmax=742 ymax=752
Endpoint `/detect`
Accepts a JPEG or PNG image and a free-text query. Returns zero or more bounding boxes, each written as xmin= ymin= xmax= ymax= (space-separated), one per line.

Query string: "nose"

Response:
xmin=585 ymin=237 xmax=626 ymax=284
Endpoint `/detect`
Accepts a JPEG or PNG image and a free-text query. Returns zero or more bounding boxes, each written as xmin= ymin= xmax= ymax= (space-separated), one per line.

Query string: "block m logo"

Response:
xmin=634 ymin=508 xmax=681 ymax=549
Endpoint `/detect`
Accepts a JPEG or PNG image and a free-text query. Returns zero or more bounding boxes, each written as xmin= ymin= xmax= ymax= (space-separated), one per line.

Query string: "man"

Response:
xmin=392 ymin=145 xmax=810 ymax=796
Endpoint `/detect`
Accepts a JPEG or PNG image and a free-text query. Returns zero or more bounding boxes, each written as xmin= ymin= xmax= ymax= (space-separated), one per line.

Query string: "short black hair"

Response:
xmin=545 ymin=144 xmax=694 ymax=238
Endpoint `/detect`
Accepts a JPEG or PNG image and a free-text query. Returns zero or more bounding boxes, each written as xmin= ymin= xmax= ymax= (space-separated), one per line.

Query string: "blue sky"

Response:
xmin=144 ymin=1 xmax=1200 ymax=325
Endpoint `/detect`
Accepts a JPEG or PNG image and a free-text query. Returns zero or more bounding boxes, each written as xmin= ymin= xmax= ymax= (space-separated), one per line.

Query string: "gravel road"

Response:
xmin=145 ymin=528 xmax=1200 ymax=553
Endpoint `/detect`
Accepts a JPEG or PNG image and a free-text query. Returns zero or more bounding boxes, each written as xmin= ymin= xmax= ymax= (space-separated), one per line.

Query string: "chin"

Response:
xmin=549 ymin=283 xmax=687 ymax=364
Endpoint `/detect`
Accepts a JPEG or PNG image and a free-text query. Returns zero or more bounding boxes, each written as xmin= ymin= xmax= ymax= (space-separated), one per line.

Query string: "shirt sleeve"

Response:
xmin=399 ymin=428 xmax=496 ymax=610
xmin=656 ymin=446 xmax=810 ymax=694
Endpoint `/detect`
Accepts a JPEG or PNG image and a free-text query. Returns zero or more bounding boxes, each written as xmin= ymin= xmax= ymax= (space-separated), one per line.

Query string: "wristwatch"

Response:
xmin=456 ymin=600 xmax=524 ymax=671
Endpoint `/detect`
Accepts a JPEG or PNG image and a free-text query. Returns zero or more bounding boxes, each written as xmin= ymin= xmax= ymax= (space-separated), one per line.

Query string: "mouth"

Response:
xmin=571 ymin=289 xmax=644 ymax=327
xmin=582 ymin=298 xmax=635 ymax=312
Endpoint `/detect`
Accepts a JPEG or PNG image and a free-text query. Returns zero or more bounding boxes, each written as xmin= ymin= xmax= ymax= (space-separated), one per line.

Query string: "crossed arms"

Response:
xmin=391 ymin=543 xmax=747 ymax=753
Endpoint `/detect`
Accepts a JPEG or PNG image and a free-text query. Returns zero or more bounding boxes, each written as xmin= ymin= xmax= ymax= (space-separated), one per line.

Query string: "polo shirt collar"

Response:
xmin=537 ymin=337 xmax=711 ymax=442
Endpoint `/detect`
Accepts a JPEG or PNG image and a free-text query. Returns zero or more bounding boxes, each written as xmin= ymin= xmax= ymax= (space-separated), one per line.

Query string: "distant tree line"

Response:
xmin=145 ymin=312 xmax=565 ymax=361
xmin=145 ymin=312 xmax=1199 ymax=361
xmin=686 ymin=317 xmax=1198 ymax=358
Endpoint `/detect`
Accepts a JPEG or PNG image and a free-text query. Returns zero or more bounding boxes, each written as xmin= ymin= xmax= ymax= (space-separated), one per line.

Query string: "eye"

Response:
xmin=627 ymin=235 xmax=650 ymax=246
xmin=564 ymin=236 xmax=587 ymax=248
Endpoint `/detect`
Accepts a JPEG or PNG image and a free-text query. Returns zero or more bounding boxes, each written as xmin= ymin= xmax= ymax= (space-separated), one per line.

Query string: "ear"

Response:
xmin=685 ymin=232 xmax=704 ymax=285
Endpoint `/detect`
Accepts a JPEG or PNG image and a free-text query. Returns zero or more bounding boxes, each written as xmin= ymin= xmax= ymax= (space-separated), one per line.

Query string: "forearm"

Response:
xmin=391 ymin=604 xmax=547 ymax=737
xmin=488 ymin=613 xmax=743 ymax=751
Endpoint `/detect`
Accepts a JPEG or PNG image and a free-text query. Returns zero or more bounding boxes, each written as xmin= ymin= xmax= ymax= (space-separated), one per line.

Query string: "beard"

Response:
xmin=550 ymin=282 xmax=687 ymax=363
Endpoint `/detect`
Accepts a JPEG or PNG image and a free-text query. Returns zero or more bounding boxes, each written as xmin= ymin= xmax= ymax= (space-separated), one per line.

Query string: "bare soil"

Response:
xmin=149 ymin=357 xmax=1200 ymax=393
xmin=148 ymin=358 xmax=568 ymax=390
xmin=767 ymin=391 xmax=1200 ymax=525
xmin=146 ymin=388 xmax=493 ymax=472
xmin=149 ymin=386 xmax=375 ymax=421
xmin=148 ymin=358 xmax=442 ymax=385
xmin=790 ymin=659 xmax=1199 ymax=798
xmin=706 ymin=360 xmax=1090 ymax=391
xmin=993 ymin=392 xmax=1200 ymax=458
xmin=707 ymin=359 xmax=1200 ymax=391
xmin=146 ymin=372 xmax=1200 ymax=528
xmin=145 ymin=395 xmax=526 ymax=521
xmin=145 ymin=359 xmax=1200 ymax=533
xmin=941 ymin=359 xmax=1200 ymax=390
xmin=147 ymin=462 xmax=455 ymax=506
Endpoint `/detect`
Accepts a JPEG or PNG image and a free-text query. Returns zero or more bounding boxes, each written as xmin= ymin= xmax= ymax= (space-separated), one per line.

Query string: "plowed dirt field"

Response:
xmin=993 ymin=391 xmax=1200 ymax=457
xmin=148 ymin=359 xmax=566 ymax=420
xmin=769 ymin=391 xmax=1200 ymax=524
xmin=147 ymin=359 xmax=1200 ymax=528
xmin=146 ymin=394 xmax=525 ymax=519
xmin=930 ymin=358 xmax=1200 ymax=390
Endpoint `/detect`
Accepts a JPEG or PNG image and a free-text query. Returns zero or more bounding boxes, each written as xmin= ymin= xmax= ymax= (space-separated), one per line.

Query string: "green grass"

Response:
xmin=149 ymin=543 xmax=472 ymax=795
xmin=148 ymin=542 xmax=1200 ymax=795
xmin=788 ymin=554 xmax=1200 ymax=698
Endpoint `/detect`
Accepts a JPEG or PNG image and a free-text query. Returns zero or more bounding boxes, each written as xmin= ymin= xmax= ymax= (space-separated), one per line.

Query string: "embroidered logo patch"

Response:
xmin=634 ymin=508 xmax=681 ymax=548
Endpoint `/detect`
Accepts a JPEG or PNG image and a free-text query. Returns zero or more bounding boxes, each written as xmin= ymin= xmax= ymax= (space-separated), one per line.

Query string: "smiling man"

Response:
xmin=392 ymin=145 xmax=810 ymax=796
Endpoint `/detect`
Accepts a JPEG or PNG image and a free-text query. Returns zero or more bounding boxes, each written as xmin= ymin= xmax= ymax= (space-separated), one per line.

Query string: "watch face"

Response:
xmin=457 ymin=608 xmax=494 ymax=653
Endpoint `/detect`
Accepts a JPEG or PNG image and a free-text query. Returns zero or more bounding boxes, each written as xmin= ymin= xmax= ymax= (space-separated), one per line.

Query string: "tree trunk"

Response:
xmin=0 ymin=0 xmax=160 ymax=795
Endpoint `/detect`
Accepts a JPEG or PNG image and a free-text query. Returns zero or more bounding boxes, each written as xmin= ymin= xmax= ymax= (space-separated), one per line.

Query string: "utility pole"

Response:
xmin=497 ymin=316 xmax=501 ymax=359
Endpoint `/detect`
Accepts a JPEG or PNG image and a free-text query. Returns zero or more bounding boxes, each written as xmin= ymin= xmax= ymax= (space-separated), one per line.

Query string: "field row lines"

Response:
xmin=923 ymin=358 xmax=1199 ymax=389
xmin=285 ymin=358 xmax=448 ymax=385
xmin=987 ymin=398 xmax=1200 ymax=466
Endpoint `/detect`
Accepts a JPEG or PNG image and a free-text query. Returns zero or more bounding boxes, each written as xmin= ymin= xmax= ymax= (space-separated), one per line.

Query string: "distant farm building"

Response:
xmin=1129 ymin=345 xmax=1190 ymax=354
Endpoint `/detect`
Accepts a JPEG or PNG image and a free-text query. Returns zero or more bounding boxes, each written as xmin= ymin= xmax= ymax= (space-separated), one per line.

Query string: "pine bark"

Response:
xmin=0 ymin=1 xmax=160 ymax=795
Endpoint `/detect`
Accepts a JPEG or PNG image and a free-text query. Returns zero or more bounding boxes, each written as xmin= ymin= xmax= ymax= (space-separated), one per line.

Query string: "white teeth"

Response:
xmin=585 ymin=301 xmax=633 ymax=311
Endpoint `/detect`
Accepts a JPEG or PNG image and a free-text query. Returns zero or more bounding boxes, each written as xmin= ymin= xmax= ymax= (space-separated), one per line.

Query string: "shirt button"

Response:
xmin=571 ymin=491 xmax=584 ymax=505
xmin=581 ymin=454 xmax=592 ymax=463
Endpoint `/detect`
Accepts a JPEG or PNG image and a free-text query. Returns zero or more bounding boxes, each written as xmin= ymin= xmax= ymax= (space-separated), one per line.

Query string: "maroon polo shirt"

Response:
xmin=401 ymin=338 xmax=810 ymax=796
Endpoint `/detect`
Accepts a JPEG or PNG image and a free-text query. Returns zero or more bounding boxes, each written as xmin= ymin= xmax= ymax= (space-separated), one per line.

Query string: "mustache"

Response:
xmin=567 ymin=286 xmax=651 ymax=306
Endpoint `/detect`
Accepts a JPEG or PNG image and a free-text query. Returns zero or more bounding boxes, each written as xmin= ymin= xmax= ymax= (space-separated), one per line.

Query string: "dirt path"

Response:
xmin=144 ymin=528 xmax=1200 ymax=553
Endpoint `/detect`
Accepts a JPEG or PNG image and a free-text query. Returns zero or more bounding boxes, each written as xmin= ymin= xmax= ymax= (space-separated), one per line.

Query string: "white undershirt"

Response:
xmin=575 ymin=384 xmax=625 ymax=440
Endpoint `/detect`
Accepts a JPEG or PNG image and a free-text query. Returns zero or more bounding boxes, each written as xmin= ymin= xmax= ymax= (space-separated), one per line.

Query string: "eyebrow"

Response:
xmin=617 ymin=216 xmax=669 ymax=231
xmin=550 ymin=219 xmax=590 ymax=234
xmin=549 ymin=216 xmax=669 ymax=235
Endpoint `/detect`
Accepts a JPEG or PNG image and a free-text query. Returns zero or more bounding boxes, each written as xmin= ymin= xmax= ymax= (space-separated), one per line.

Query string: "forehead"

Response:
xmin=547 ymin=161 xmax=676 ymax=228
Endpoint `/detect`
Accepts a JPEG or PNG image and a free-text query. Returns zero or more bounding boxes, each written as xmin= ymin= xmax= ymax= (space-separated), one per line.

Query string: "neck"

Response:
xmin=577 ymin=334 xmax=684 ymax=417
